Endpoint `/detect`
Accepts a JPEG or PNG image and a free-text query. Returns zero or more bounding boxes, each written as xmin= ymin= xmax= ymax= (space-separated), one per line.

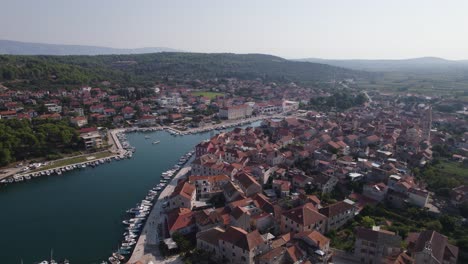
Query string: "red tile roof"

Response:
xmin=282 ymin=203 xmax=327 ymax=226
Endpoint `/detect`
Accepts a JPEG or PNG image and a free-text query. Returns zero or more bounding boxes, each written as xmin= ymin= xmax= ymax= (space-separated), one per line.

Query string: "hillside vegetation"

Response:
xmin=0 ymin=53 xmax=369 ymax=89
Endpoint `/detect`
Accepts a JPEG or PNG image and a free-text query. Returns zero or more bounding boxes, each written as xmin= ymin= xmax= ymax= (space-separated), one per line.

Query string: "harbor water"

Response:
xmin=0 ymin=122 xmax=260 ymax=264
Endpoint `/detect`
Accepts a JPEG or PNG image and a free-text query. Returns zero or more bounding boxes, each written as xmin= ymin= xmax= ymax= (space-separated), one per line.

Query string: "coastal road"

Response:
xmin=127 ymin=166 xmax=191 ymax=264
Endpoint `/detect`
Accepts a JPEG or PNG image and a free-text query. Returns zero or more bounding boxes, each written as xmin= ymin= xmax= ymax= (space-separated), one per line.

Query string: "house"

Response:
xmin=89 ymin=104 xmax=104 ymax=114
xmin=230 ymin=201 xmax=263 ymax=232
xmin=294 ymin=230 xmax=332 ymax=263
xmin=80 ymin=131 xmax=103 ymax=149
xmin=319 ymin=200 xmax=357 ymax=232
xmin=113 ymin=115 xmax=124 ymax=124
xmin=354 ymin=226 xmax=402 ymax=264
xmin=122 ymin=106 xmax=135 ymax=119
xmin=450 ymin=185 xmax=468 ymax=205
xmin=194 ymin=208 xmax=225 ymax=231
xmin=406 ymin=230 xmax=458 ymax=264
xmin=281 ymin=203 xmax=327 ymax=234
xmin=407 ymin=188 xmax=429 ymax=208
xmin=363 ymin=183 xmax=388 ymax=202
xmin=168 ymin=180 xmax=196 ymax=210
xmin=223 ymin=181 xmax=245 ymax=202
xmin=164 ymin=208 xmax=196 ymax=237
xmin=309 ymin=173 xmax=338 ymax=194
xmin=168 ymin=113 xmax=183 ymax=122
xmin=219 ymin=104 xmax=252 ymax=120
xmin=0 ymin=110 xmax=18 ymax=119
xmin=197 ymin=227 xmax=225 ymax=257
xmin=137 ymin=115 xmax=157 ymax=126
xmin=235 ymin=172 xmax=262 ymax=197
xmin=188 ymin=174 xmax=230 ymax=200
xmin=218 ymin=226 xmax=266 ymax=264
xmin=70 ymin=116 xmax=88 ymax=127
xmin=45 ymin=103 xmax=62 ymax=113
xmin=272 ymin=180 xmax=291 ymax=197
xmin=103 ymin=108 xmax=116 ymax=117
xmin=198 ymin=226 xmax=267 ymax=264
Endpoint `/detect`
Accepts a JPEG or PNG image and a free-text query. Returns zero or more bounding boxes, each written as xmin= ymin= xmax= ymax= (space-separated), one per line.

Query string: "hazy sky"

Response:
xmin=1 ymin=0 xmax=467 ymax=59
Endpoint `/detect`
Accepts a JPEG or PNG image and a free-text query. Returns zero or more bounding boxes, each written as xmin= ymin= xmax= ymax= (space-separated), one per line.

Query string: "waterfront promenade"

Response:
xmin=1 ymin=113 xmax=290 ymax=182
xmin=127 ymin=166 xmax=191 ymax=264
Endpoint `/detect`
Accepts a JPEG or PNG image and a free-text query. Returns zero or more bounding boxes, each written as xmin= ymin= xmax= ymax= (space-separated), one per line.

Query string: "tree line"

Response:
xmin=0 ymin=119 xmax=82 ymax=166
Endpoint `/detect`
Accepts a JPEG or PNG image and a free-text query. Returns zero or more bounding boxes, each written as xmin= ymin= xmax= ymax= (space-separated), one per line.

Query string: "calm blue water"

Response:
xmin=0 ymin=122 xmax=260 ymax=264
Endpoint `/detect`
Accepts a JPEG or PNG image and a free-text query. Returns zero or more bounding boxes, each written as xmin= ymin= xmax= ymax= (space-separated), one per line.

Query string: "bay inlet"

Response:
xmin=0 ymin=122 xmax=260 ymax=264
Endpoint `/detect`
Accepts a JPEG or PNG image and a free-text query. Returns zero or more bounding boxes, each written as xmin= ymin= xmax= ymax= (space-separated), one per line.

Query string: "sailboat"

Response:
xmin=50 ymin=249 xmax=57 ymax=264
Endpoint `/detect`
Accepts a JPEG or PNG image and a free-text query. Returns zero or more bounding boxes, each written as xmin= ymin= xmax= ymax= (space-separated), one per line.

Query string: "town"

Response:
xmin=131 ymin=90 xmax=466 ymax=263
xmin=1 ymin=78 xmax=468 ymax=264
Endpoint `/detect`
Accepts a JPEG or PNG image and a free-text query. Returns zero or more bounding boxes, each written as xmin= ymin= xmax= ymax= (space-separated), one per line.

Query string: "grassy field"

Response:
xmin=34 ymin=151 xmax=114 ymax=171
xmin=191 ymin=91 xmax=224 ymax=99
xmin=433 ymin=160 xmax=468 ymax=179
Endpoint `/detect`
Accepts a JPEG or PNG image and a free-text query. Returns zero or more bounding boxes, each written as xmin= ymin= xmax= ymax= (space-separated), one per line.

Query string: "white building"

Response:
xmin=80 ymin=132 xmax=103 ymax=149
xmin=45 ymin=103 xmax=62 ymax=113
xmin=282 ymin=100 xmax=299 ymax=112
xmin=219 ymin=104 xmax=253 ymax=120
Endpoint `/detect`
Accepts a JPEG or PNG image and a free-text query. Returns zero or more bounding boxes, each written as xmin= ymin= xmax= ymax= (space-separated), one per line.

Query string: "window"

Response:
xmin=232 ymin=253 xmax=235 ymax=257
xmin=241 ymin=256 xmax=246 ymax=261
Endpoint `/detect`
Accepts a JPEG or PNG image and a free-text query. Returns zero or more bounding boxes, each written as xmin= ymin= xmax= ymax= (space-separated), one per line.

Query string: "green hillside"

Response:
xmin=0 ymin=53 xmax=370 ymax=89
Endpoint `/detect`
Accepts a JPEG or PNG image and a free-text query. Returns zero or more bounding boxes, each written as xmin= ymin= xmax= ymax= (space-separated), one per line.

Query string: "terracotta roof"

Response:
xmin=271 ymin=232 xmax=292 ymax=248
xmin=257 ymin=247 xmax=287 ymax=262
xmin=356 ymin=227 xmax=399 ymax=244
xmin=282 ymin=203 xmax=327 ymax=226
xmin=412 ymin=230 xmax=458 ymax=263
xmin=286 ymin=244 xmax=305 ymax=262
xmin=319 ymin=201 xmax=356 ymax=218
xmin=294 ymin=230 xmax=330 ymax=250
xmin=166 ymin=208 xmax=195 ymax=232
xmin=197 ymin=227 xmax=225 ymax=246
xmin=219 ymin=226 xmax=264 ymax=251
xmin=170 ymin=180 xmax=195 ymax=200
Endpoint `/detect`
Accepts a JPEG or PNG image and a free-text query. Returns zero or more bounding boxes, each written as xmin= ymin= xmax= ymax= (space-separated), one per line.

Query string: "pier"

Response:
xmin=127 ymin=166 xmax=191 ymax=264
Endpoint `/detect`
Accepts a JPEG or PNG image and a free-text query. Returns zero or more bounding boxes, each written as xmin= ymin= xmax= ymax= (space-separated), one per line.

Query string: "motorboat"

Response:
xmin=152 ymin=140 xmax=160 ymax=144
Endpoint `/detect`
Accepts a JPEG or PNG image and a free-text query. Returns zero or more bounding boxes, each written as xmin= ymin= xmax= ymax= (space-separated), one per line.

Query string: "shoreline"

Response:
xmin=126 ymin=164 xmax=192 ymax=264
xmin=0 ymin=113 xmax=287 ymax=183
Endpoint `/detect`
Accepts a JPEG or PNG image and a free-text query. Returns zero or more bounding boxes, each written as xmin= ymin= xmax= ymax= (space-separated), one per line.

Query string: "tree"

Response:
xmin=361 ymin=216 xmax=375 ymax=228
xmin=172 ymin=232 xmax=192 ymax=254
xmin=0 ymin=148 xmax=12 ymax=166
xmin=459 ymin=202 xmax=468 ymax=218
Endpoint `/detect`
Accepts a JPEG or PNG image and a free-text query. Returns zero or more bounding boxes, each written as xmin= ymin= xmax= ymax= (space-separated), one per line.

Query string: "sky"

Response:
xmin=1 ymin=0 xmax=468 ymax=60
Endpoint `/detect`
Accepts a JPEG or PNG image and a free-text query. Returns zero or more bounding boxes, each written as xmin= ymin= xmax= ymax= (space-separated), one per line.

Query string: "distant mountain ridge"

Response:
xmin=297 ymin=57 xmax=468 ymax=72
xmin=0 ymin=40 xmax=182 ymax=55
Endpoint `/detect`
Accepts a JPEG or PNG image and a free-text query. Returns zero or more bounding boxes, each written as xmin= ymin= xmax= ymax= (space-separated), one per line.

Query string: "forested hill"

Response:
xmin=0 ymin=53 xmax=370 ymax=89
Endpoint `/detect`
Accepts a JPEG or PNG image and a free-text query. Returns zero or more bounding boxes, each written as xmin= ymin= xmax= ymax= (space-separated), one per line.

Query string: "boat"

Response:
xmin=120 ymin=246 xmax=132 ymax=251
xmin=145 ymin=136 xmax=150 ymax=139
xmin=152 ymin=140 xmax=160 ymax=144
xmin=121 ymin=241 xmax=136 ymax=247
xmin=108 ymin=256 xmax=121 ymax=264
xmin=117 ymin=248 xmax=131 ymax=255
xmin=113 ymin=252 xmax=126 ymax=261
